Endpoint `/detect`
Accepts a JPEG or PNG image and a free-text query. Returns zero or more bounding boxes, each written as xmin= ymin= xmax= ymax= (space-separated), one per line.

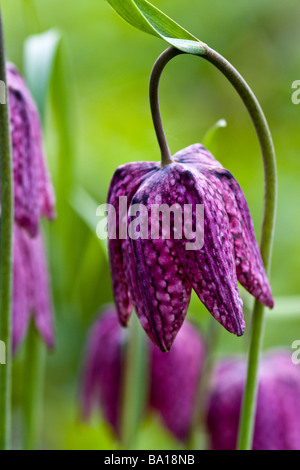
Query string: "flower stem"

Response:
xmin=150 ymin=46 xmax=277 ymax=450
xmin=0 ymin=11 xmax=14 ymax=451
xmin=203 ymin=47 xmax=277 ymax=450
xmin=23 ymin=321 xmax=46 ymax=450
xmin=149 ymin=47 xmax=183 ymax=166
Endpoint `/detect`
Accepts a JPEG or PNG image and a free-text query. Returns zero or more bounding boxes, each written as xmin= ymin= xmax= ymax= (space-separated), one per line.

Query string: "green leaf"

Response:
xmin=70 ymin=186 xmax=108 ymax=260
xmin=202 ymin=119 xmax=227 ymax=148
xmin=106 ymin=0 xmax=206 ymax=54
xmin=23 ymin=29 xmax=61 ymax=123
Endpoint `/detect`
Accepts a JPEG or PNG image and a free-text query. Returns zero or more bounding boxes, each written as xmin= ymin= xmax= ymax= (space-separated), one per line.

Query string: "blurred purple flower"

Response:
xmin=3 ymin=64 xmax=56 ymax=353
xmin=81 ymin=308 xmax=205 ymax=440
xmin=108 ymin=144 xmax=273 ymax=351
xmin=81 ymin=308 xmax=124 ymax=434
xmin=7 ymin=63 xmax=55 ymax=237
xmin=150 ymin=320 xmax=205 ymax=441
xmin=207 ymin=352 xmax=300 ymax=450
xmin=12 ymin=223 xmax=55 ymax=353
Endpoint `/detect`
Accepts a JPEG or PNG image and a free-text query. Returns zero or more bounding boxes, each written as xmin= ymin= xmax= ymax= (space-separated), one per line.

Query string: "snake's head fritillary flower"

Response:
xmin=108 ymin=144 xmax=273 ymax=351
xmin=7 ymin=63 xmax=55 ymax=237
xmin=12 ymin=223 xmax=55 ymax=353
xmin=5 ymin=63 xmax=56 ymax=353
xmin=81 ymin=307 xmax=205 ymax=440
xmin=150 ymin=320 xmax=205 ymax=441
xmin=207 ymin=352 xmax=300 ymax=450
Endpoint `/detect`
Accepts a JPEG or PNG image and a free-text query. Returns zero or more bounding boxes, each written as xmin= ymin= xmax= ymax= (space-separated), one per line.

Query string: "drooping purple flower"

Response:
xmin=108 ymin=144 xmax=273 ymax=351
xmin=12 ymin=223 xmax=55 ymax=353
xmin=4 ymin=63 xmax=56 ymax=353
xmin=150 ymin=320 xmax=206 ymax=441
xmin=81 ymin=307 xmax=205 ymax=440
xmin=7 ymin=63 xmax=55 ymax=237
xmin=207 ymin=352 xmax=300 ymax=450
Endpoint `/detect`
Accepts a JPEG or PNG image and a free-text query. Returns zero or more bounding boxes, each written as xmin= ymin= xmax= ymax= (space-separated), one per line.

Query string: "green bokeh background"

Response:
xmin=2 ymin=0 xmax=300 ymax=449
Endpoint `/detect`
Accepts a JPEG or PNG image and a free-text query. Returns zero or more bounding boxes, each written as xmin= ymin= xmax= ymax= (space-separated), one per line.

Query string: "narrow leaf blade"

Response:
xmin=23 ymin=29 xmax=61 ymax=122
xmin=106 ymin=0 xmax=206 ymax=54
xmin=202 ymin=119 xmax=227 ymax=148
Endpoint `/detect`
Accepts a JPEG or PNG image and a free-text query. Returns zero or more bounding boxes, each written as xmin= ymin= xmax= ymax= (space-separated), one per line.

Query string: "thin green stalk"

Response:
xmin=0 ymin=11 xmax=14 ymax=451
xmin=203 ymin=48 xmax=277 ymax=450
xmin=150 ymin=46 xmax=277 ymax=450
xmin=120 ymin=314 xmax=149 ymax=450
xmin=149 ymin=47 xmax=183 ymax=166
xmin=23 ymin=321 xmax=46 ymax=450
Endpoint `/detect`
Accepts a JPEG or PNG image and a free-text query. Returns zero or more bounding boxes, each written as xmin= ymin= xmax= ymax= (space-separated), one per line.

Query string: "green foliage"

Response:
xmin=23 ymin=29 xmax=61 ymax=122
xmin=202 ymin=119 xmax=227 ymax=151
xmin=106 ymin=0 xmax=206 ymax=53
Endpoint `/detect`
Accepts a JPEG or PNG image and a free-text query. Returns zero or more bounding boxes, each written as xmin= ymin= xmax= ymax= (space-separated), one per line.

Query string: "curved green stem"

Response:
xmin=149 ymin=47 xmax=183 ymax=166
xmin=0 ymin=11 xmax=14 ymax=451
xmin=204 ymin=46 xmax=277 ymax=451
xmin=150 ymin=46 xmax=277 ymax=450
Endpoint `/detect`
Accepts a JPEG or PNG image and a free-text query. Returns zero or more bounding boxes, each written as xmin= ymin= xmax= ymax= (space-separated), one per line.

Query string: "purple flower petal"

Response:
xmin=126 ymin=168 xmax=192 ymax=351
xmin=81 ymin=309 xmax=123 ymax=434
xmin=7 ymin=63 xmax=55 ymax=236
xmin=12 ymin=225 xmax=30 ymax=353
xmin=150 ymin=321 xmax=205 ymax=440
xmin=178 ymin=144 xmax=273 ymax=308
xmin=107 ymin=162 xmax=158 ymax=326
xmin=107 ymin=143 xmax=273 ymax=349
xmin=165 ymin=163 xmax=245 ymax=336
xmin=207 ymin=352 xmax=300 ymax=450
xmin=28 ymin=231 xmax=55 ymax=349
xmin=81 ymin=309 xmax=205 ymax=441
xmin=12 ymin=224 xmax=54 ymax=353
xmin=213 ymin=169 xmax=274 ymax=307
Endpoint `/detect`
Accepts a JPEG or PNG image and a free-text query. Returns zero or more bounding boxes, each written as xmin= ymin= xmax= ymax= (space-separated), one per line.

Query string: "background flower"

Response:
xmin=6 ymin=64 xmax=55 ymax=353
xmin=81 ymin=307 xmax=205 ymax=441
xmin=7 ymin=63 xmax=55 ymax=237
xmin=207 ymin=352 xmax=300 ymax=450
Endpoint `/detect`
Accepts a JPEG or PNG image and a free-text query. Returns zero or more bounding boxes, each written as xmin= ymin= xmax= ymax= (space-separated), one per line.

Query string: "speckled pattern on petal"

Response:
xmin=107 ymin=162 xmax=158 ymax=326
xmin=176 ymin=144 xmax=273 ymax=308
xmin=163 ymin=163 xmax=245 ymax=337
xmin=127 ymin=169 xmax=192 ymax=351
xmin=107 ymin=143 xmax=273 ymax=350
xmin=210 ymin=169 xmax=273 ymax=307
